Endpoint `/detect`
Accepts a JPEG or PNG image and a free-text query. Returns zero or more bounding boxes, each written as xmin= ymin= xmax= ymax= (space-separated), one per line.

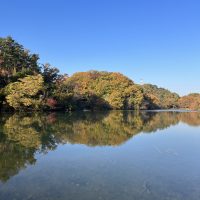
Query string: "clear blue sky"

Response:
xmin=0 ymin=0 xmax=200 ymax=96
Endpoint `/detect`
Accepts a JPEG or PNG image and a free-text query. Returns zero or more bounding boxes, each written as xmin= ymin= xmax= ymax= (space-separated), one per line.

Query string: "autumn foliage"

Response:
xmin=0 ymin=36 xmax=199 ymax=111
xmin=64 ymin=71 xmax=143 ymax=110
xmin=179 ymin=94 xmax=200 ymax=110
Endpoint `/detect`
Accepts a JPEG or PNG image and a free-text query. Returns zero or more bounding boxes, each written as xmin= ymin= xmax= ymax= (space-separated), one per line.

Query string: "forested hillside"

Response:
xmin=0 ymin=37 xmax=199 ymax=111
xmin=142 ymin=84 xmax=180 ymax=109
xmin=179 ymin=93 xmax=200 ymax=110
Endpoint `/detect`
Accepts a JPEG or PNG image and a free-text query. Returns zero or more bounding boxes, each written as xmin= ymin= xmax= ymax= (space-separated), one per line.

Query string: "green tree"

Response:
xmin=0 ymin=36 xmax=40 ymax=87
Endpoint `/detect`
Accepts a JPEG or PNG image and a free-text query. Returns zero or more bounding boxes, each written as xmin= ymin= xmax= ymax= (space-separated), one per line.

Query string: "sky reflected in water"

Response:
xmin=0 ymin=111 xmax=200 ymax=200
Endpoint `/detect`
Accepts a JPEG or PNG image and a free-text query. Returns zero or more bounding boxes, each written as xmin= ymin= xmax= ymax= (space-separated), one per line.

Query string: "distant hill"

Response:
xmin=141 ymin=84 xmax=180 ymax=109
xmin=179 ymin=93 xmax=200 ymax=111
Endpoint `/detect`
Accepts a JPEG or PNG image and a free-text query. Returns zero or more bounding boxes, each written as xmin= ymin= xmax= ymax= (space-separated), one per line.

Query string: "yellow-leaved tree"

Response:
xmin=65 ymin=71 xmax=144 ymax=110
xmin=5 ymin=74 xmax=44 ymax=110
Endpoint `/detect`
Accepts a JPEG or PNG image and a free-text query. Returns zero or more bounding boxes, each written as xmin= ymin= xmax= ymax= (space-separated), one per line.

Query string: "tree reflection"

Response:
xmin=0 ymin=111 xmax=200 ymax=182
xmin=0 ymin=132 xmax=36 ymax=182
xmin=179 ymin=112 xmax=200 ymax=126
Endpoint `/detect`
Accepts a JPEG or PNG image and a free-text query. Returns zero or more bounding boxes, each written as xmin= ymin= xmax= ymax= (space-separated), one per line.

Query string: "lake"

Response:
xmin=0 ymin=111 xmax=200 ymax=200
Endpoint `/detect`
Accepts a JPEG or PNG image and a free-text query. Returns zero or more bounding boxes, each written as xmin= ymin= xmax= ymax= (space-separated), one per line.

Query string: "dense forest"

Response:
xmin=0 ymin=36 xmax=199 ymax=111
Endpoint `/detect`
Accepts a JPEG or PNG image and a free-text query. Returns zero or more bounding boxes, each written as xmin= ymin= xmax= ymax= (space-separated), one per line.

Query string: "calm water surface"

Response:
xmin=0 ymin=111 xmax=200 ymax=200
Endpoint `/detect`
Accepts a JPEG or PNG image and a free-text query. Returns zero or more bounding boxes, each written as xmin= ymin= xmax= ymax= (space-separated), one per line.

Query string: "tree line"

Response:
xmin=0 ymin=36 xmax=199 ymax=111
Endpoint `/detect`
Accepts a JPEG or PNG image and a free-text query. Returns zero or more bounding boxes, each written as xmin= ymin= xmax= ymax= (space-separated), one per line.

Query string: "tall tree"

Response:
xmin=0 ymin=36 xmax=40 ymax=87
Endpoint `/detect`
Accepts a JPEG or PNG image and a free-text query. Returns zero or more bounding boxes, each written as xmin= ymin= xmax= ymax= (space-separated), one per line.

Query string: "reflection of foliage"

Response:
xmin=1 ymin=111 xmax=200 ymax=182
xmin=179 ymin=112 xmax=200 ymax=126
xmin=0 ymin=132 xmax=36 ymax=182
xmin=142 ymin=112 xmax=180 ymax=133
xmin=55 ymin=111 xmax=144 ymax=146
xmin=3 ymin=115 xmax=41 ymax=148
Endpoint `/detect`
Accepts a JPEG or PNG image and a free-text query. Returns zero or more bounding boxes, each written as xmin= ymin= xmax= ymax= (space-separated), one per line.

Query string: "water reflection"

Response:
xmin=0 ymin=111 xmax=200 ymax=183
